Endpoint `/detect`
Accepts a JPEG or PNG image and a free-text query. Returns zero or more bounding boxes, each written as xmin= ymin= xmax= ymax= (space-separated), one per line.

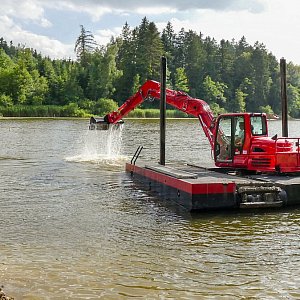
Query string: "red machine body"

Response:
xmin=90 ymin=80 xmax=300 ymax=174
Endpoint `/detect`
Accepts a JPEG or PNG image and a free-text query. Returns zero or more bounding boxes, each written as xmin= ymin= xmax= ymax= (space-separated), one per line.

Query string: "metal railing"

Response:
xmin=130 ymin=146 xmax=144 ymax=165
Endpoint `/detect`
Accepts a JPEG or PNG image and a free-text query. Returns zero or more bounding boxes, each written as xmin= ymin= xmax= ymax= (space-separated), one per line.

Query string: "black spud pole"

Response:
xmin=160 ymin=57 xmax=167 ymax=165
xmin=280 ymin=57 xmax=288 ymax=137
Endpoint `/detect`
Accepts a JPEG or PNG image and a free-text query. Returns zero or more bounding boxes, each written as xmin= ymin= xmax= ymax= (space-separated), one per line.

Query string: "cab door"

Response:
xmin=214 ymin=116 xmax=233 ymax=162
xmin=214 ymin=116 xmax=245 ymax=162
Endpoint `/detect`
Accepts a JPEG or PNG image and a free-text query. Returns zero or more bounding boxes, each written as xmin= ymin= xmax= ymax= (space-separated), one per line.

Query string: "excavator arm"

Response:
xmin=90 ymin=80 xmax=216 ymax=148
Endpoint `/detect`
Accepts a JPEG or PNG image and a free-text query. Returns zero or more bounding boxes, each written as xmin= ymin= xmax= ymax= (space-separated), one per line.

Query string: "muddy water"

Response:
xmin=0 ymin=118 xmax=300 ymax=299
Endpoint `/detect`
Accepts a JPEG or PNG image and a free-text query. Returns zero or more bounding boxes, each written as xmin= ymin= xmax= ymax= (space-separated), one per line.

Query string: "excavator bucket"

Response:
xmin=89 ymin=116 xmax=124 ymax=130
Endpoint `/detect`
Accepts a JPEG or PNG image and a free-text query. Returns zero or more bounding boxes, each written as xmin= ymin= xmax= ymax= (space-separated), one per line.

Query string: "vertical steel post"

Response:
xmin=160 ymin=57 xmax=167 ymax=165
xmin=280 ymin=57 xmax=288 ymax=137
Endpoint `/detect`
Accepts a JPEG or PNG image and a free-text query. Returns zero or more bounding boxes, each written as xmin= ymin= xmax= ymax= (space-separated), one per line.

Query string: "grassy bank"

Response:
xmin=0 ymin=104 xmax=88 ymax=118
xmin=127 ymin=108 xmax=190 ymax=118
xmin=0 ymin=105 xmax=191 ymax=118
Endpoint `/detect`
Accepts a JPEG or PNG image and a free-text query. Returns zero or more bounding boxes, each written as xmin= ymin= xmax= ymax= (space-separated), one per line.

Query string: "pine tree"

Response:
xmin=248 ymin=42 xmax=272 ymax=111
xmin=161 ymin=22 xmax=176 ymax=85
xmin=203 ymin=36 xmax=219 ymax=80
xmin=174 ymin=28 xmax=186 ymax=69
xmin=184 ymin=30 xmax=206 ymax=97
xmin=135 ymin=18 xmax=164 ymax=83
xmin=115 ymin=22 xmax=137 ymax=102
xmin=74 ymin=25 xmax=97 ymax=65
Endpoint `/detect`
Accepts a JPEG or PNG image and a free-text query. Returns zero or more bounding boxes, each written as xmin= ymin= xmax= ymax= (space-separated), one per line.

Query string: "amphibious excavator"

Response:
xmin=90 ymin=80 xmax=300 ymax=174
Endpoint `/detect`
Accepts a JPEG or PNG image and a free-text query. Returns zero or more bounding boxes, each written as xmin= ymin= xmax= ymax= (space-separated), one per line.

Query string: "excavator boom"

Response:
xmin=90 ymin=80 xmax=216 ymax=148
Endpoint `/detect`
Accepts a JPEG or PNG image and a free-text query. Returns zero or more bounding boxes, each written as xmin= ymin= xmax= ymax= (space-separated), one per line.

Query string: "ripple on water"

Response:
xmin=1 ymin=119 xmax=300 ymax=299
xmin=65 ymin=154 xmax=128 ymax=171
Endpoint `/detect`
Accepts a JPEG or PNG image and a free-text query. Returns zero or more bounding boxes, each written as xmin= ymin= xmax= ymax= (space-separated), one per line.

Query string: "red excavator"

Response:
xmin=90 ymin=80 xmax=300 ymax=174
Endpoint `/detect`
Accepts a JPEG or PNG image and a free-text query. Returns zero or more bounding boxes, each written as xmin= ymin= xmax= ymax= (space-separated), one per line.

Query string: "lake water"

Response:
xmin=0 ymin=118 xmax=300 ymax=299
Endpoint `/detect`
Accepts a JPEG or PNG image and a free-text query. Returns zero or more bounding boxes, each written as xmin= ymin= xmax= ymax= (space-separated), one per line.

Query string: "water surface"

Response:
xmin=0 ymin=118 xmax=300 ymax=299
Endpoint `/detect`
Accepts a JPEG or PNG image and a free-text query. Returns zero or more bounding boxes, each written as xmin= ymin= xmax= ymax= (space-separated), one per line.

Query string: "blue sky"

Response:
xmin=1 ymin=0 xmax=300 ymax=64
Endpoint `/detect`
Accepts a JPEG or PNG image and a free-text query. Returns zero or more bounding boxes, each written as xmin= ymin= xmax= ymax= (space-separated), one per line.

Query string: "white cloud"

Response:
xmin=44 ymin=1 xmax=113 ymax=21
xmin=0 ymin=15 xmax=73 ymax=59
xmin=135 ymin=6 xmax=177 ymax=15
xmin=1 ymin=0 xmax=51 ymax=26
xmin=39 ymin=0 xmax=265 ymax=20
xmin=94 ymin=28 xmax=122 ymax=46
xmin=58 ymin=0 xmax=265 ymax=13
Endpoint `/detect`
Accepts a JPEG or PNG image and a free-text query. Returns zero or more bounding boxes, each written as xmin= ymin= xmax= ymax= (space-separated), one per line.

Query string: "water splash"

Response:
xmin=66 ymin=124 xmax=128 ymax=168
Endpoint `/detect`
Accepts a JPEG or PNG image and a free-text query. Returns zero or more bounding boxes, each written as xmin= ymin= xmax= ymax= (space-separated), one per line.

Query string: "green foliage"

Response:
xmin=210 ymin=103 xmax=227 ymax=115
xmin=98 ymin=43 xmax=123 ymax=98
xmin=161 ymin=22 xmax=177 ymax=86
xmin=258 ymin=105 xmax=274 ymax=114
xmin=78 ymin=99 xmax=95 ymax=111
xmin=126 ymin=108 xmax=189 ymax=118
xmin=203 ymin=75 xmax=227 ymax=104
xmin=127 ymin=108 xmax=145 ymax=118
xmin=287 ymin=83 xmax=300 ymax=118
xmin=94 ymin=98 xmax=118 ymax=115
xmin=232 ymin=89 xmax=246 ymax=112
xmin=0 ymin=104 xmax=90 ymax=117
xmin=174 ymin=67 xmax=189 ymax=92
xmin=63 ymin=103 xmax=87 ymax=117
xmin=166 ymin=110 xmax=190 ymax=118
xmin=0 ymin=94 xmax=13 ymax=107
xmin=144 ymin=109 xmax=160 ymax=118
xmin=135 ymin=18 xmax=164 ymax=83
xmin=184 ymin=31 xmax=206 ymax=97
xmin=131 ymin=74 xmax=141 ymax=96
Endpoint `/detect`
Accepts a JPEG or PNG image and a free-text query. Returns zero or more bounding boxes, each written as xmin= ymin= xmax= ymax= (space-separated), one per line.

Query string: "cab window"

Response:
xmin=234 ymin=116 xmax=245 ymax=148
xmin=250 ymin=116 xmax=267 ymax=136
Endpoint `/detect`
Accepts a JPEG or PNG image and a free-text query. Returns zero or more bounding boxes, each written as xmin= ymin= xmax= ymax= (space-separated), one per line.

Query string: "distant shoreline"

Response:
xmin=1 ymin=116 xmax=299 ymax=121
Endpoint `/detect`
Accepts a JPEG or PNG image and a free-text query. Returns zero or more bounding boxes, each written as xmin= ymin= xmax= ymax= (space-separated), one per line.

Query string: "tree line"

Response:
xmin=0 ymin=18 xmax=300 ymax=118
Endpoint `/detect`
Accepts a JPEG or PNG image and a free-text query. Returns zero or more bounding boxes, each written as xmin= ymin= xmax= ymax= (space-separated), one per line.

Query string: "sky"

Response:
xmin=1 ymin=0 xmax=300 ymax=64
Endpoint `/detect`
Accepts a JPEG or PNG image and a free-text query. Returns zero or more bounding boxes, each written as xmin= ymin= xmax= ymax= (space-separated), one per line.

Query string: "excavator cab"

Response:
xmin=214 ymin=113 xmax=268 ymax=166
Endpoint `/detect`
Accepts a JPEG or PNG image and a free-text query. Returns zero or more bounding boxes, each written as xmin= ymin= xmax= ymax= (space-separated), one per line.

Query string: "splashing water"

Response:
xmin=66 ymin=124 xmax=127 ymax=168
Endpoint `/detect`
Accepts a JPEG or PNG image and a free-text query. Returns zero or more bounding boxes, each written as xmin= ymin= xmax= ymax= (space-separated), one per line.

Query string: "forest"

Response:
xmin=0 ymin=17 xmax=300 ymax=118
